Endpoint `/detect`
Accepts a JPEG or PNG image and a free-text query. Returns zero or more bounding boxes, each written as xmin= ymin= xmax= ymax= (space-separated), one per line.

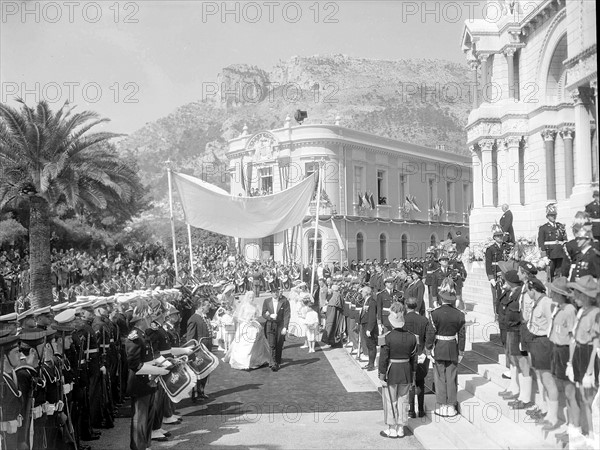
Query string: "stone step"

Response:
xmin=408 ymin=395 xmax=498 ymax=449
xmin=457 ymin=373 xmax=564 ymax=449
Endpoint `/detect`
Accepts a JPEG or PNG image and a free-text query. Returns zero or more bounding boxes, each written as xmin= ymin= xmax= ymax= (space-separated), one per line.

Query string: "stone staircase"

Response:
xmin=430 ymin=265 xmax=566 ymax=449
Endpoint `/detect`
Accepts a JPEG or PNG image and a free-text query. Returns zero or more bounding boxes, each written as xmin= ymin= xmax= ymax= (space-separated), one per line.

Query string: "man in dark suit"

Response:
xmin=262 ymin=286 xmax=290 ymax=371
xmin=431 ymin=253 xmax=451 ymax=307
xmin=499 ymin=204 xmax=515 ymax=243
xmin=377 ymin=277 xmax=402 ymax=333
xmin=423 ymin=247 xmax=439 ymax=309
xmin=486 ymin=225 xmax=508 ymax=315
xmin=186 ymin=300 xmax=213 ymax=399
xmin=404 ymin=297 xmax=430 ymax=418
xmin=358 ymin=286 xmax=378 ymax=371
xmin=585 ymin=190 xmax=600 ymax=240
xmin=425 ymin=279 xmax=466 ymax=418
xmin=537 ymin=203 xmax=567 ymax=281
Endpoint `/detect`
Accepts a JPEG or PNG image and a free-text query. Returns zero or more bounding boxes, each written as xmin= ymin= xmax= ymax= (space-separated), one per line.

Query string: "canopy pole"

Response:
xmin=310 ymin=161 xmax=323 ymax=297
xmin=187 ymin=223 xmax=194 ymax=278
xmin=167 ymin=164 xmax=179 ymax=281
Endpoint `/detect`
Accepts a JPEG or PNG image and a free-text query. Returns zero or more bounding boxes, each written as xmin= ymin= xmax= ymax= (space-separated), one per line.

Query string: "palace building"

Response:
xmin=226 ymin=119 xmax=471 ymax=264
xmin=461 ymin=0 xmax=597 ymax=242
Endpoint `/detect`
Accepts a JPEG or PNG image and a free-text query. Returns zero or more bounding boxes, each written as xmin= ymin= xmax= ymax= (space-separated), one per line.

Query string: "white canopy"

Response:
xmin=172 ymin=171 xmax=317 ymax=239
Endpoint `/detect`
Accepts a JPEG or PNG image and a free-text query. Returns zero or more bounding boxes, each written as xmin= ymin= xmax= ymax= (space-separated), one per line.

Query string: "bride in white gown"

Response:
xmin=223 ymin=291 xmax=273 ymax=370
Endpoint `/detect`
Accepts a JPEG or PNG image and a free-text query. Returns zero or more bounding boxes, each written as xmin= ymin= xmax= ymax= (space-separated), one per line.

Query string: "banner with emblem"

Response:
xmin=157 ymin=362 xmax=197 ymax=403
xmin=182 ymin=339 xmax=219 ymax=380
xmin=172 ymin=171 xmax=317 ymax=239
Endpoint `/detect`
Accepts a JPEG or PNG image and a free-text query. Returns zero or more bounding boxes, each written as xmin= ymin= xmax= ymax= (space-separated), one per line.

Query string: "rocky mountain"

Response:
xmin=116 ymin=54 xmax=472 ymax=202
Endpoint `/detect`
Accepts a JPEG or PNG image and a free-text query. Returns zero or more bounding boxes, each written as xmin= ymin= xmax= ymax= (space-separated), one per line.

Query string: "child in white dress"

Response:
xmin=303 ymin=297 xmax=319 ymax=353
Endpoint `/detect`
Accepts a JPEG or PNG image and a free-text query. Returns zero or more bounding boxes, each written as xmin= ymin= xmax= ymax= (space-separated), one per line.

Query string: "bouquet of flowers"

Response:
xmin=509 ymin=236 xmax=550 ymax=269
xmin=465 ymin=238 xmax=495 ymax=262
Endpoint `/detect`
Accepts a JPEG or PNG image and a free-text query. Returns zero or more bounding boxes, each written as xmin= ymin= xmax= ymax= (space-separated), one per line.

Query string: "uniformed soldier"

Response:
xmin=0 ymin=328 xmax=22 ymax=450
xmin=448 ymin=246 xmax=467 ymax=310
xmin=585 ymin=190 xmax=600 ymax=240
xmin=404 ymin=297 xmax=430 ymax=418
xmin=91 ymin=298 xmax=115 ymax=429
xmin=431 ymin=253 xmax=453 ymax=309
xmin=537 ymin=203 xmax=568 ymax=281
xmin=162 ymin=307 xmax=182 ymax=425
xmin=425 ymin=277 xmax=466 ymax=417
xmin=377 ymin=277 xmax=402 ymax=333
xmin=126 ymin=307 xmax=168 ymax=450
xmin=486 ymin=225 xmax=509 ymax=316
xmin=369 ymin=264 xmax=384 ymax=294
xmin=423 ymin=247 xmax=439 ymax=309
xmin=562 ymin=213 xmax=600 ymax=281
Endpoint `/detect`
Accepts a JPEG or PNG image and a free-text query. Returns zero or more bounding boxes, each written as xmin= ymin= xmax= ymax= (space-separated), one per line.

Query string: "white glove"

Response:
xmin=271 ymin=313 xmax=277 ymax=320
xmin=281 ymin=328 xmax=287 ymax=336
xmin=566 ymin=363 xmax=575 ymax=383
xmin=458 ymin=352 xmax=464 ymax=364
xmin=100 ymin=366 xmax=107 ymax=374
xmin=378 ymin=325 xmax=384 ymax=335
xmin=366 ymin=330 xmax=371 ymax=337
xmin=417 ymin=353 xmax=426 ymax=364
xmin=582 ymin=373 xmax=595 ymax=389
xmin=490 ymin=279 xmax=496 ymax=287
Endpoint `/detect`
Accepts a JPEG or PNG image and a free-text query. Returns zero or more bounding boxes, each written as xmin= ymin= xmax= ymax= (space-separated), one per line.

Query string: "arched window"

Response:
xmin=401 ymin=234 xmax=408 ymax=259
xmin=356 ymin=233 xmax=364 ymax=262
xmin=545 ymin=34 xmax=568 ymax=102
xmin=430 ymin=234 xmax=437 ymax=247
xmin=307 ymin=230 xmax=322 ymax=264
xmin=379 ymin=233 xmax=387 ymax=261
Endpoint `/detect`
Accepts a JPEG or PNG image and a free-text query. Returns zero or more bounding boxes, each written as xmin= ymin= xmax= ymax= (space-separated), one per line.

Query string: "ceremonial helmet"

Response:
xmin=491 ymin=223 xmax=503 ymax=237
xmin=572 ymin=211 xmax=592 ymax=238
xmin=546 ymin=203 xmax=558 ymax=217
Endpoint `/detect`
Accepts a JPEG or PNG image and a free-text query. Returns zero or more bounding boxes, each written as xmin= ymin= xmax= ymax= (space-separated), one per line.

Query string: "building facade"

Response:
xmin=462 ymin=0 xmax=598 ymax=242
xmin=226 ymin=120 xmax=472 ymax=264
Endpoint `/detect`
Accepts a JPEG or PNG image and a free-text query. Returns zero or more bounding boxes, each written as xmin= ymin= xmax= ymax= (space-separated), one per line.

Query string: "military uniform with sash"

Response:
xmin=485 ymin=230 xmax=508 ymax=315
xmin=423 ymin=253 xmax=439 ymax=309
xmin=537 ymin=205 xmax=567 ymax=281
xmin=425 ymin=298 xmax=466 ymax=417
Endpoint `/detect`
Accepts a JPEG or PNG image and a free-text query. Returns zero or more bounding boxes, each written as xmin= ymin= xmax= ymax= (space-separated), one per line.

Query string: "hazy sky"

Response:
xmin=1 ymin=1 xmax=481 ymax=134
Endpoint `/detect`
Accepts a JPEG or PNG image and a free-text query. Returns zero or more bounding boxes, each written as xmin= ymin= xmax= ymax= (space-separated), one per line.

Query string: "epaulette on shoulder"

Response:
xmin=127 ymin=330 xmax=138 ymax=341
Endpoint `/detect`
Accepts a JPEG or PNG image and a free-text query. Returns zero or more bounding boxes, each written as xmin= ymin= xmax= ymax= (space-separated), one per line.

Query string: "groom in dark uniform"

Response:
xmin=262 ymin=286 xmax=290 ymax=371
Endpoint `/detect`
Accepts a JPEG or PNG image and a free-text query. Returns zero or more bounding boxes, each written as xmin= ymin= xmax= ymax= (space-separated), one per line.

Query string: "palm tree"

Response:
xmin=0 ymin=99 xmax=137 ymax=308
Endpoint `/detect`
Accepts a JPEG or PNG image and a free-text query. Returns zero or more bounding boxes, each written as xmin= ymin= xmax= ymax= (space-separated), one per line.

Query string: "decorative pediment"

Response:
xmin=245 ymin=131 xmax=279 ymax=162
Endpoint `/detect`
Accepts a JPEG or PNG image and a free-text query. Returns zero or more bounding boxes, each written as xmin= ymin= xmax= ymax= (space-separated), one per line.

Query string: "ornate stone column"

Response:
xmin=541 ymin=128 xmax=557 ymax=201
xmin=504 ymin=48 xmax=516 ymax=100
xmin=496 ymin=139 xmax=508 ymax=205
xmin=470 ymin=145 xmax=483 ymax=209
xmin=505 ymin=136 xmax=521 ymax=205
xmin=468 ymin=60 xmax=480 ymax=109
xmin=559 ymin=127 xmax=575 ymax=198
xmin=480 ymin=55 xmax=489 ymax=103
xmin=479 ymin=139 xmax=495 ymax=206
xmin=591 ymin=80 xmax=599 ymax=182
xmin=572 ymin=89 xmax=593 ymax=192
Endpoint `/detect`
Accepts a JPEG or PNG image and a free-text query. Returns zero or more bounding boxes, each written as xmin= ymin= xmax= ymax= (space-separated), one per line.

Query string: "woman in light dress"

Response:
xmin=288 ymin=281 xmax=309 ymax=338
xmin=222 ymin=291 xmax=272 ymax=370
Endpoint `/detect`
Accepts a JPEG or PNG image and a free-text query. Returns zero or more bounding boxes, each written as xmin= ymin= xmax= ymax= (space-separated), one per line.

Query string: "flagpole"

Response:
xmin=166 ymin=162 xmax=179 ymax=281
xmin=187 ymin=223 xmax=194 ymax=278
xmin=310 ymin=161 xmax=323 ymax=297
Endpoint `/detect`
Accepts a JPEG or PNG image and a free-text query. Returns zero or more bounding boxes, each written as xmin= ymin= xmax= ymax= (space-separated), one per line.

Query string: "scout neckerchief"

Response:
xmin=572 ymin=306 xmax=597 ymax=343
xmin=528 ymin=294 xmax=550 ymax=334
xmin=547 ymin=302 xmax=562 ymax=338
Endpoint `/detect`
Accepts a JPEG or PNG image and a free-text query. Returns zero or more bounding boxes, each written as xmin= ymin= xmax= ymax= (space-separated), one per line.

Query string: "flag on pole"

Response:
xmin=172 ymin=171 xmax=317 ymax=239
xmin=358 ymin=192 xmax=363 ymax=207
xmin=240 ymin=157 xmax=246 ymax=194
xmin=331 ymin=218 xmax=345 ymax=251
xmin=368 ymin=192 xmax=376 ymax=209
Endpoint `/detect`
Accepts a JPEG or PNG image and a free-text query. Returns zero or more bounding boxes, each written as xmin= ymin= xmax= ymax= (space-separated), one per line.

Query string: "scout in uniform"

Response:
xmin=378 ymin=302 xmax=417 ymax=439
xmin=525 ymin=278 xmax=561 ymax=430
xmin=585 ymin=190 xmax=600 ymax=240
xmin=0 ymin=329 xmax=22 ymax=450
xmin=425 ymin=277 xmax=465 ymax=417
xmin=566 ymin=275 xmax=600 ymax=441
xmin=486 ymin=225 xmax=508 ymax=317
xmin=538 ymin=203 xmax=568 ymax=281
xmin=546 ymin=277 xmax=578 ymax=443
xmin=423 ymin=247 xmax=439 ymax=309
